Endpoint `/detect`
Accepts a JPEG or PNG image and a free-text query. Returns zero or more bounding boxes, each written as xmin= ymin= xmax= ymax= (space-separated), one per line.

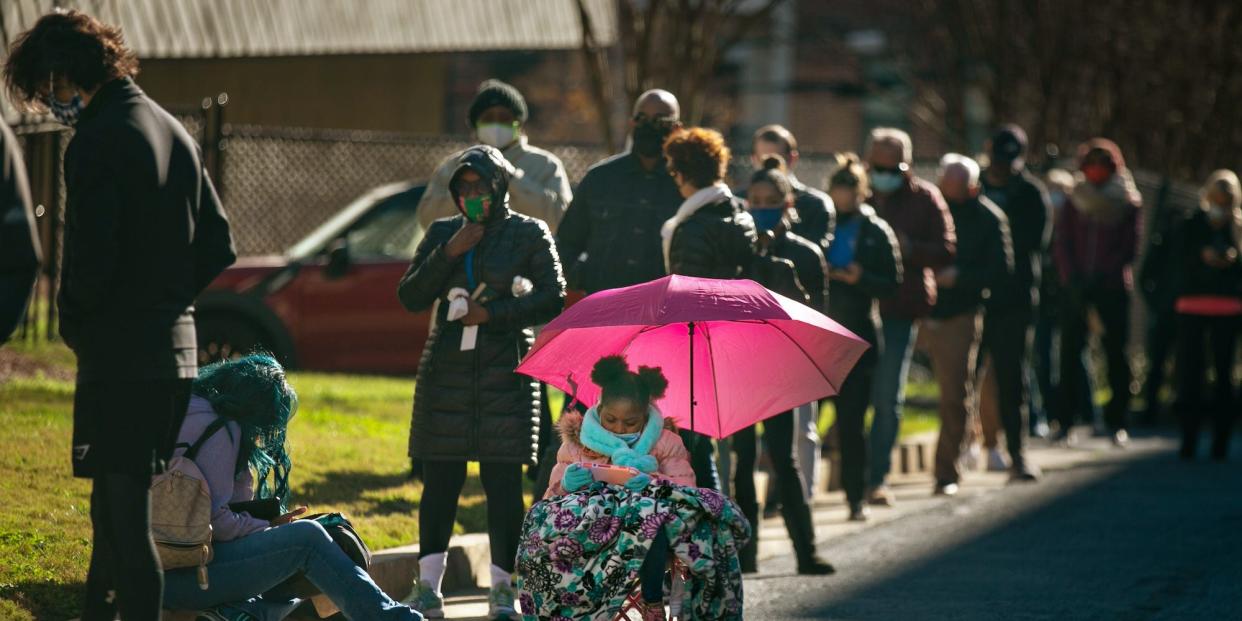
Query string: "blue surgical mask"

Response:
xmin=44 ymin=93 xmax=86 ymax=126
xmin=749 ymin=207 xmax=785 ymax=232
xmin=870 ymin=171 xmax=905 ymax=194
xmin=613 ymin=431 xmax=642 ymax=445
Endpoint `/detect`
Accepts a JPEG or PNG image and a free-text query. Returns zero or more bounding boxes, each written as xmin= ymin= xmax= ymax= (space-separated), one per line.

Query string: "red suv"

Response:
xmin=196 ymin=181 xmax=431 ymax=374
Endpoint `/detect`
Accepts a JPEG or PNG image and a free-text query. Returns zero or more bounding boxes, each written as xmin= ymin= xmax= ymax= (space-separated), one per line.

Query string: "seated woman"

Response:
xmin=162 ymin=354 xmax=420 ymax=621
xmin=516 ymin=356 xmax=748 ymax=621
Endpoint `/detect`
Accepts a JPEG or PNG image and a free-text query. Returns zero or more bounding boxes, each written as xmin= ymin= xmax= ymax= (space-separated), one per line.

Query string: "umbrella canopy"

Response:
xmin=516 ymin=275 xmax=869 ymax=439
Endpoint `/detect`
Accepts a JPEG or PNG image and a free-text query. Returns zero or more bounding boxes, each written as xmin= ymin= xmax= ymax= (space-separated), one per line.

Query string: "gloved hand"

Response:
xmin=623 ymin=472 xmax=652 ymax=491
xmin=563 ymin=463 xmax=594 ymax=492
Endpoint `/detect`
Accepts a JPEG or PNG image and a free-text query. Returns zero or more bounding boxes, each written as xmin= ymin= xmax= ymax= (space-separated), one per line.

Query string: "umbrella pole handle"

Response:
xmin=688 ymin=321 xmax=695 ymax=433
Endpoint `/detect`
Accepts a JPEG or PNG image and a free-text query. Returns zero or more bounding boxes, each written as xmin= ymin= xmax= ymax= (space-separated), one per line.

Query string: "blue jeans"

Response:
xmin=164 ymin=520 xmax=419 ymax=621
xmin=868 ymin=318 xmax=917 ymax=489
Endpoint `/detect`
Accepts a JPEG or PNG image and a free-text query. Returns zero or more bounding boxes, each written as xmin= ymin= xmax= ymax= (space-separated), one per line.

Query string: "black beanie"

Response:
xmin=467 ymin=79 xmax=528 ymax=127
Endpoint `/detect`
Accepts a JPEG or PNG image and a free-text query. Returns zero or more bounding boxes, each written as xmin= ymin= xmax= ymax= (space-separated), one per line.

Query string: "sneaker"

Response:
xmin=848 ymin=501 xmax=870 ymax=522
xmin=196 ymin=609 xmax=256 ymax=621
xmin=1111 ymin=429 xmax=1130 ymax=448
xmin=960 ymin=443 xmax=981 ymax=471
xmin=1049 ymin=427 xmax=1075 ymax=447
xmin=402 ymin=581 xmax=445 ymax=619
xmin=1030 ymin=420 xmax=1050 ymax=439
xmin=933 ymin=481 xmax=959 ymax=497
xmin=866 ymin=485 xmax=895 ymax=507
xmin=489 ymin=582 xmax=519 ymax=620
xmin=986 ymin=448 xmax=1009 ymax=472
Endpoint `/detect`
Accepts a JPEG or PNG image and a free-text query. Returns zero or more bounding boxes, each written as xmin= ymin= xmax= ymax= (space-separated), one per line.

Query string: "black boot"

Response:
xmin=783 ymin=501 xmax=834 ymax=575
xmin=738 ymin=499 xmax=759 ymax=573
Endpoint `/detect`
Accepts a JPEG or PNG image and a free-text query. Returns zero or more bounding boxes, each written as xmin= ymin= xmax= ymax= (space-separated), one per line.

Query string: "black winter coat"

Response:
xmin=1177 ymin=208 xmax=1242 ymax=300
xmin=58 ymin=78 xmax=236 ymax=381
xmin=769 ymin=230 xmax=829 ymax=312
xmin=398 ymin=146 xmax=566 ymax=464
xmin=789 ymin=175 xmax=837 ymax=252
xmin=668 ymin=197 xmax=757 ymax=280
xmin=931 ymin=196 xmax=1014 ymax=319
xmin=557 ymin=152 xmax=681 ymax=293
xmin=981 ymin=170 xmax=1051 ymax=311
xmin=825 ymin=206 xmax=903 ymax=341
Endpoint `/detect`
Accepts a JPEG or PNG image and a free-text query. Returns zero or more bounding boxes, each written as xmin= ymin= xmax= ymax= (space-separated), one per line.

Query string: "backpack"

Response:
xmin=150 ymin=417 xmax=229 ymax=590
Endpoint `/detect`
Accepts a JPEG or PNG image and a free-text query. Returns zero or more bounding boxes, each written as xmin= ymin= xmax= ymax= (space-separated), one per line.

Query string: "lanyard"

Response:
xmin=465 ymin=248 xmax=477 ymax=291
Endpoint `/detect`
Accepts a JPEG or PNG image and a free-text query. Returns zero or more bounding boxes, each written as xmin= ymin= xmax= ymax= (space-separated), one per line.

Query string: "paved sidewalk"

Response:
xmin=432 ymin=430 xmax=1159 ymax=620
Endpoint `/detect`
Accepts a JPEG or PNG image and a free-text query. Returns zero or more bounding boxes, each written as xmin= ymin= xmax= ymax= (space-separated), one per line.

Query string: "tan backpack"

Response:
xmin=150 ymin=418 xmax=229 ymax=590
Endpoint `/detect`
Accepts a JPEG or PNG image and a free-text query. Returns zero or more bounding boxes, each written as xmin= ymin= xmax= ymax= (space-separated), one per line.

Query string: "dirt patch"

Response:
xmin=0 ymin=348 xmax=75 ymax=382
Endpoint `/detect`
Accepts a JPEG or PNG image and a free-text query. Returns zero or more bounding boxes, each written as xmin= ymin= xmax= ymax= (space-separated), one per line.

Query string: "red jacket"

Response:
xmin=874 ymin=176 xmax=956 ymax=319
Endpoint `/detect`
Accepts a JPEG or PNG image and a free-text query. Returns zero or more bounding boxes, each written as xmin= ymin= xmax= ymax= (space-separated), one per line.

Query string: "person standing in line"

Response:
xmin=865 ymin=128 xmax=956 ymax=507
xmin=744 ymin=127 xmax=835 ymax=506
xmin=733 ymin=155 xmax=836 ymax=575
xmin=973 ymin=125 xmax=1049 ymax=480
xmin=397 ymin=145 xmax=565 ymax=621
xmin=417 ymin=79 xmax=572 ymax=233
xmin=924 ymin=154 xmax=1014 ymax=496
xmin=1053 ymin=138 xmax=1141 ymax=447
xmin=5 ymin=10 xmax=237 ymax=619
xmin=1172 ymin=170 xmax=1241 ymax=461
xmin=821 ymin=153 xmax=903 ymax=521
xmin=538 ymin=89 xmax=713 ymax=498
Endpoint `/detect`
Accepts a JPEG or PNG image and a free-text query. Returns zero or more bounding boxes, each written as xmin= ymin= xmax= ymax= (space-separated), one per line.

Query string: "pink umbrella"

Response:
xmin=516 ymin=275 xmax=869 ymax=439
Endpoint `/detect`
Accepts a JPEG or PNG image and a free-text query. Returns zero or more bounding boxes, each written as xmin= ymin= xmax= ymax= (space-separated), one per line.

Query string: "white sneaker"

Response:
xmin=402 ymin=582 xmax=445 ymax=619
xmin=960 ymin=443 xmax=981 ymax=471
xmin=986 ymin=448 xmax=1009 ymax=472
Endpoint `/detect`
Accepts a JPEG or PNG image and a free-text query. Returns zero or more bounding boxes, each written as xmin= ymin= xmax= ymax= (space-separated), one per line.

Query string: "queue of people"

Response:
xmin=2 ymin=8 xmax=1238 ymax=621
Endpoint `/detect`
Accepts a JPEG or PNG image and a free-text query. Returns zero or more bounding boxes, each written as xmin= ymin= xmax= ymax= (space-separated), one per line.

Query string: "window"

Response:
xmin=345 ymin=186 xmax=425 ymax=261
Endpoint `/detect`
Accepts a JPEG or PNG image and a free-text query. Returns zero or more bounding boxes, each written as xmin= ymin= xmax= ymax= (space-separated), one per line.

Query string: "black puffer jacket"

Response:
xmin=397 ymin=146 xmax=566 ymax=464
xmin=789 ymin=175 xmax=837 ymax=251
xmin=1177 ymin=208 xmax=1242 ymax=299
xmin=770 ymin=230 xmax=829 ymax=312
xmin=825 ymin=206 xmax=903 ymax=341
xmin=668 ymin=197 xmax=758 ymax=279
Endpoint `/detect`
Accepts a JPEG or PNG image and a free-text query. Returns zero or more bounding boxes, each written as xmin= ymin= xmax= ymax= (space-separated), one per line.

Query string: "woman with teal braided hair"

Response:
xmin=162 ymin=354 xmax=422 ymax=621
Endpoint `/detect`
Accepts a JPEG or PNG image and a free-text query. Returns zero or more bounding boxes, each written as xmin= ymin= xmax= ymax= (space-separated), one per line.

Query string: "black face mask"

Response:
xmin=632 ymin=122 xmax=671 ymax=158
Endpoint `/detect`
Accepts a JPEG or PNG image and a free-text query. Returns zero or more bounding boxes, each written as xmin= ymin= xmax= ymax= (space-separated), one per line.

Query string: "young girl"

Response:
xmin=519 ymin=356 xmax=747 ymax=620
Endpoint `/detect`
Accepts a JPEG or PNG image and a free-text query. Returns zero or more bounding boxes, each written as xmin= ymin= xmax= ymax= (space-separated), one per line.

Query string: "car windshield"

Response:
xmin=345 ymin=187 xmax=424 ymax=261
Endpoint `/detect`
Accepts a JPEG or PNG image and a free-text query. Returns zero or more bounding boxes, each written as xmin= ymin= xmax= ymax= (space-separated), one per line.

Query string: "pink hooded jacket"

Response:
xmin=544 ymin=407 xmax=696 ymax=499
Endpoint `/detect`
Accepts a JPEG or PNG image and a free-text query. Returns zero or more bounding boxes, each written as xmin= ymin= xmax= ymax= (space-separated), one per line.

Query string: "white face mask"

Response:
xmin=477 ymin=123 xmax=518 ymax=149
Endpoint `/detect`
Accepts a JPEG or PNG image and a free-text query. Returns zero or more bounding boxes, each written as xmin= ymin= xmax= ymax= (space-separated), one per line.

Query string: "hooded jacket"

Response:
xmin=1054 ymin=169 xmax=1141 ymax=291
xmin=544 ymin=407 xmax=696 ymax=498
xmin=398 ymin=146 xmax=566 ymax=464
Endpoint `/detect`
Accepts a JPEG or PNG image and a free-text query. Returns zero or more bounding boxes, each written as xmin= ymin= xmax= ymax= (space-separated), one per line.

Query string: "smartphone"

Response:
xmin=228 ymin=497 xmax=282 ymax=521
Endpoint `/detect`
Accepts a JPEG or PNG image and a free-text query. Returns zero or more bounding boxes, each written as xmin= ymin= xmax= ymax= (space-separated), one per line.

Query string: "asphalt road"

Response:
xmin=741 ymin=435 xmax=1242 ymax=620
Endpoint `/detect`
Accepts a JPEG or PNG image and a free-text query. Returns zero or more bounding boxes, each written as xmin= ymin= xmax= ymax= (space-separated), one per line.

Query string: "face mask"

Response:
xmin=750 ymin=207 xmax=785 ymax=231
xmin=477 ymin=122 xmax=518 ymax=149
xmin=1082 ymin=164 xmax=1112 ymax=186
xmin=632 ymin=122 xmax=671 ymax=158
xmin=458 ymin=195 xmax=491 ymax=222
xmin=44 ymin=92 xmax=85 ymax=126
xmin=870 ymin=171 xmax=904 ymax=194
xmin=614 ymin=430 xmax=642 ymax=445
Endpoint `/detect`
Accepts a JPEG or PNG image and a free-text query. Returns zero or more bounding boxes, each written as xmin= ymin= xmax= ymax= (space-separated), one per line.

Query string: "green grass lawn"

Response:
xmin=0 ymin=340 xmax=937 ymax=619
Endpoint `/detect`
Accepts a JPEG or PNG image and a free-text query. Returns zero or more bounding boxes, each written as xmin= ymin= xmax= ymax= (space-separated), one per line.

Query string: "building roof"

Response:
xmin=2 ymin=0 xmax=618 ymax=59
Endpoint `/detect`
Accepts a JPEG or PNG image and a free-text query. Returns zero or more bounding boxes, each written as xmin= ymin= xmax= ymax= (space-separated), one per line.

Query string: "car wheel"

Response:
xmin=196 ymin=315 xmax=265 ymax=365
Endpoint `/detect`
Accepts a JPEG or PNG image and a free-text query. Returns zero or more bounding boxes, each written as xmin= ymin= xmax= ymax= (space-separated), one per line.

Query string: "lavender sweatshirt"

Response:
xmin=173 ymin=396 xmax=270 ymax=541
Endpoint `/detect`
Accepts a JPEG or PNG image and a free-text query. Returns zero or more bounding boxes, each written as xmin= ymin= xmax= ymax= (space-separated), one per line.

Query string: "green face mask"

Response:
xmin=460 ymin=195 xmax=491 ymax=222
